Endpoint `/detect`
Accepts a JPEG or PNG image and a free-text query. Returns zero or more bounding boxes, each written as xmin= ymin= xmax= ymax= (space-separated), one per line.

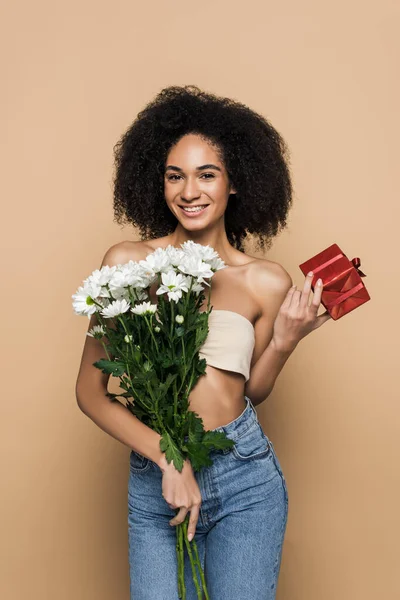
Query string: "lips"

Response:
xmin=179 ymin=205 xmax=209 ymax=217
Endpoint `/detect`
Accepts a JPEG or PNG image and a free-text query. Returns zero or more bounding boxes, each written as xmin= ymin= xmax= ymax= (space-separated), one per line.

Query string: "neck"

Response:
xmin=168 ymin=222 xmax=236 ymax=264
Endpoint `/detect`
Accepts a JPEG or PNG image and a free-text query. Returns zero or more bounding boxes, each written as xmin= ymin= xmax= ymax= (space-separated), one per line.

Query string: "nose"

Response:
xmin=180 ymin=177 xmax=201 ymax=202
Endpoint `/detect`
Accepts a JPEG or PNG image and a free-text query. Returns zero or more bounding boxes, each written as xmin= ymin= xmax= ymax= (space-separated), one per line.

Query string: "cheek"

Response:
xmin=163 ymin=184 xmax=173 ymax=204
xmin=164 ymin=181 xmax=180 ymax=200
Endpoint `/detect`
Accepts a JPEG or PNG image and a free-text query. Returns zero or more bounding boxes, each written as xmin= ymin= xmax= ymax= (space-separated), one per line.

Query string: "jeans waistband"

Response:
xmin=209 ymin=395 xmax=259 ymax=442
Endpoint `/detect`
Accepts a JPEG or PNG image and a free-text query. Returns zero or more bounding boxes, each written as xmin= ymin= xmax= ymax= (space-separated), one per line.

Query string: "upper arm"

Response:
xmin=250 ymin=261 xmax=293 ymax=367
xmin=75 ymin=241 xmax=141 ymax=404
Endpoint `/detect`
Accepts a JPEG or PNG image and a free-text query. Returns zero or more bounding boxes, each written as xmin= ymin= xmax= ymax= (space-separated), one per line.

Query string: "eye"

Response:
xmin=167 ymin=174 xmax=181 ymax=181
xmin=201 ymin=173 xmax=215 ymax=179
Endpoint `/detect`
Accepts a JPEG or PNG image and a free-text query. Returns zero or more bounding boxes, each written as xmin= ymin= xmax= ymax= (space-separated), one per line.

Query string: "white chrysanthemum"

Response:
xmin=109 ymin=261 xmax=152 ymax=292
xmin=165 ymin=245 xmax=186 ymax=267
xmin=85 ymin=265 xmax=118 ymax=288
xmin=106 ymin=262 xmax=155 ymax=302
xmin=180 ymin=240 xmax=217 ymax=262
xmin=175 ymin=314 xmax=184 ymax=324
xmin=100 ymin=299 xmax=131 ymax=318
xmin=208 ymin=256 xmax=226 ymax=272
xmin=181 ymin=240 xmax=204 ymax=258
xmin=133 ymin=288 xmax=150 ymax=302
xmin=124 ymin=334 xmax=133 ymax=343
xmin=131 ymin=301 xmax=158 ymax=316
xmin=154 ymin=326 xmax=161 ymax=333
xmin=86 ymin=324 xmax=106 ymax=339
xmin=84 ymin=267 xmax=117 ymax=302
xmin=139 ymin=247 xmax=172 ymax=277
xmin=178 ymin=255 xmax=214 ymax=284
xmin=199 ymin=245 xmax=220 ymax=262
xmin=156 ymin=270 xmax=189 ymax=303
xmin=191 ymin=281 xmax=204 ymax=296
xmin=72 ymin=281 xmax=103 ymax=316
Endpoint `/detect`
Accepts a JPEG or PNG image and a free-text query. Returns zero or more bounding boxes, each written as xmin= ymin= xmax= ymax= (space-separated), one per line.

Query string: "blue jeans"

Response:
xmin=127 ymin=396 xmax=289 ymax=599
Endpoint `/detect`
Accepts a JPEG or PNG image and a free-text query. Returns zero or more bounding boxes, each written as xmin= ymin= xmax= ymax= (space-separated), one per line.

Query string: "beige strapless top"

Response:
xmin=198 ymin=309 xmax=255 ymax=381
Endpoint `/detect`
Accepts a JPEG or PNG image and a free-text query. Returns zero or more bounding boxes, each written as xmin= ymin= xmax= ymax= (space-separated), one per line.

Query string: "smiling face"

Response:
xmin=163 ymin=133 xmax=236 ymax=232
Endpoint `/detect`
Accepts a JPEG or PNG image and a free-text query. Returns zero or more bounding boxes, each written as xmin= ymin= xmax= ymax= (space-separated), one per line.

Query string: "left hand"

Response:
xmin=272 ymin=271 xmax=331 ymax=352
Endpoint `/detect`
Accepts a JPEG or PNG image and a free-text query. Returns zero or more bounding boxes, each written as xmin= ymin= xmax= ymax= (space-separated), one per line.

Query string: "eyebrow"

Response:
xmin=165 ymin=164 xmax=222 ymax=173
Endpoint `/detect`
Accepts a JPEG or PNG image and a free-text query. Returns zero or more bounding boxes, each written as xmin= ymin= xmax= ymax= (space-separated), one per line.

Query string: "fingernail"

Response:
xmin=317 ymin=278 xmax=322 ymax=285
xmin=308 ymin=271 xmax=313 ymax=276
xmin=188 ymin=533 xmax=193 ymax=542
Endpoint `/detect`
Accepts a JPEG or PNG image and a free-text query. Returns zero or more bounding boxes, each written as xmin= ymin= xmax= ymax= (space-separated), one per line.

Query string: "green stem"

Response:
xmin=145 ymin=382 xmax=165 ymax=431
xmin=117 ymin=315 xmax=136 ymax=365
xmin=144 ymin=314 xmax=159 ymax=352
xmin=182 ymin=517 xmax=203 ymax=600
xmin=206 ymin=282 xmax=212 ymax=311
xmin=100 ymin=340 xmax=111 ymax=361
xmin=192 ymin=537 xmax=210 ymax=600
xmin=173 ymin=377 xmax=178 ymax=425
xmin=176 ymin=523 xmax=185 ymax=599
xmin=170 ymin=299 xmax=175 ymax=340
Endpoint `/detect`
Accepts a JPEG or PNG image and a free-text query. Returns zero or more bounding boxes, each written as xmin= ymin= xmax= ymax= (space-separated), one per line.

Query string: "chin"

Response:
xmin=179 ymin=220 xmax=211 ymax=231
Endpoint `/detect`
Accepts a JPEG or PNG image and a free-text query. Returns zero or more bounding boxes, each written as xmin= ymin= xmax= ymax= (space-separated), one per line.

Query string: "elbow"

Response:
xmin=245 ymin=385 xmax=274 ymax=407
xmin=75 ymin=383 xmax=90 ymax=415
xmin=76 ymin=392 xmax=87 ymax=415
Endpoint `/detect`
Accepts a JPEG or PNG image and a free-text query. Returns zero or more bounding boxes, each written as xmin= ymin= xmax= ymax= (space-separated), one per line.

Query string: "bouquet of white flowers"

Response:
xmin=72 ymin=240 xmax=235 ymax=599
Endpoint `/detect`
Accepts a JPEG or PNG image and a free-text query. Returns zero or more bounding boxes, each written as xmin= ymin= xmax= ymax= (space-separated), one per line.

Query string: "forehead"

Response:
xmin=166 ymin=134 xmax=223 ymax=167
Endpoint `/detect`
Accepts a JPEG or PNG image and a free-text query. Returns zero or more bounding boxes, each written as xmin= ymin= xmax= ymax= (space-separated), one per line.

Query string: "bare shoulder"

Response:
xmin=248 ymin=256 xmax=293 ymax=317
xmin=100 ymin=239 xmax=155 ymax=268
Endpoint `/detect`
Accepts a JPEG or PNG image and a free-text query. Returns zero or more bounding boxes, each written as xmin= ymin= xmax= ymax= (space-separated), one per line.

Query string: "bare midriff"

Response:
xmin=187 ymin=365 xmax=248 ymax=430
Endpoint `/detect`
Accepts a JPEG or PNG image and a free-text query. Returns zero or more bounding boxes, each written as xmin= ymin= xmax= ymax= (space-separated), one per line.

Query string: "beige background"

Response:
xmin=1 ymin=1 xmax=398 ymax=598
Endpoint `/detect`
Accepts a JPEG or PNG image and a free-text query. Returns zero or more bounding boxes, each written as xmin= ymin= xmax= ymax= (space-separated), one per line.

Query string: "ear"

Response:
xmin=229 ymin=184 xmax=237 ymax=195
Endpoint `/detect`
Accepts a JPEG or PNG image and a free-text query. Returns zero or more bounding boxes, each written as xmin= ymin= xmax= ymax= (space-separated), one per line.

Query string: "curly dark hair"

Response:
xmin=112 ymin=85 xmax=293 ymax=252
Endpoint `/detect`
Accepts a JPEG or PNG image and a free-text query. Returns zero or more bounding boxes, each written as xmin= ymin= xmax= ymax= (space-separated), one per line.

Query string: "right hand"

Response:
xmin=159 ymin=454 xmax=202 ymax=541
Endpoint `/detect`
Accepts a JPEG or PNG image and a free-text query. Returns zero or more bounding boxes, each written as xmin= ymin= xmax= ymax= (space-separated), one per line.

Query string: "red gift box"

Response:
xmin=299 ymin=243 xmax=370 ymax=320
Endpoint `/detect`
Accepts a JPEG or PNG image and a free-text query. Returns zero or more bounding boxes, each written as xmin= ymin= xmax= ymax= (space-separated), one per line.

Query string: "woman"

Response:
xmin=75 ymin=85 xmax=331 ymax=599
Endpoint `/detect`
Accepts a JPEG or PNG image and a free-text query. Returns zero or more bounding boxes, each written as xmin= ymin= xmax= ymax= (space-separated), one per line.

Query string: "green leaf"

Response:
xmin=195 ymin=357 xmax=207 ymax=376
xmin=186 ymin=442 xmax=213 ymax=471
xmin=126 ymin=402 xmax=153 ymax=425
xmin=159 ymin=431 xmax=184 ymax=472
xmin=160 ymin=355 xmax=175 ymax=368
xmin=158 ymin=372 xmax=178 ymax=396
xmin=184 ymin=410 xmax=205 ymax=443
xmin=105 ymin=391 xmax=127 ymax=402
xmin=201 ymin=430 xmax=235 ymax=451
xmin=93 ymin=358 xmax=126 ymax=377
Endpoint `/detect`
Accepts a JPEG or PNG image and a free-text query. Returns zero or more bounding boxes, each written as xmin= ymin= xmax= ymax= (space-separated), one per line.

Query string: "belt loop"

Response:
xmin=246 ymin=395 xmax=258 ymax=419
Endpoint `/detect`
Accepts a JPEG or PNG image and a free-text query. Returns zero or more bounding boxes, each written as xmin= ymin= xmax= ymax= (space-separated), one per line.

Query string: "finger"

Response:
xmin=310 ymin=277 xmax=324 ymax=309
xmin=280 ymin=284 xmax=298 ymax=311
xmin=169 ymin=506 xmax=188 ymax=527
xmin=299 ymin=271 xmax=314 ymax=310
xmin=289 ymin=286 xmax=302 ymax=309
xmin=187 ymin=505 xmax=200 ymax=541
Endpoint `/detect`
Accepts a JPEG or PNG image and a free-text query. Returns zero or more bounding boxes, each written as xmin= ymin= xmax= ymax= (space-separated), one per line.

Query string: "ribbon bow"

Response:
xmin=351 ymin=257 xmax=366 ymax=278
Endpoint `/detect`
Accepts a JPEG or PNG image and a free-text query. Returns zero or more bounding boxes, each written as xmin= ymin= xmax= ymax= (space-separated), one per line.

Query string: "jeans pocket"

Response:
xmin=130 ymin=450 xmax=151 ymax=474
xmin=231 ymin=421 xmax=272 ymax=462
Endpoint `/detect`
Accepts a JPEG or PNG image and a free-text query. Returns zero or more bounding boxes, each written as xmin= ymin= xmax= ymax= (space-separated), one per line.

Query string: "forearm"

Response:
xmin=245 ymin=337 xmax=297 ymax=406
xmin=76 ymin=388 xmax=168 ymax=470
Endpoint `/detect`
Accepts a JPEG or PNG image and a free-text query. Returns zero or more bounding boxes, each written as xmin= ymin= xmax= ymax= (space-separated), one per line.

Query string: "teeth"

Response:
xmin=182 ymin=205 xmax=207 ymax=213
